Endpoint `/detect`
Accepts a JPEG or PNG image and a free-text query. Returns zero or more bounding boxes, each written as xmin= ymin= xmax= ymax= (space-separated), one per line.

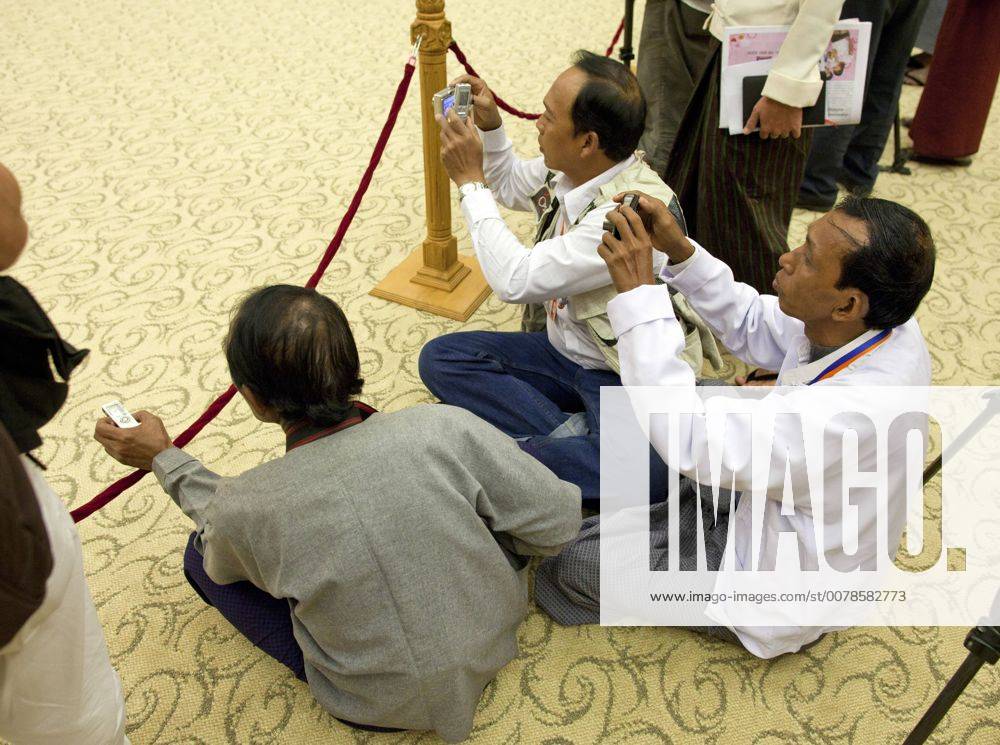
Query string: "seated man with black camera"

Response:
xmin=536 ymin=192 xmax=936 ymax=658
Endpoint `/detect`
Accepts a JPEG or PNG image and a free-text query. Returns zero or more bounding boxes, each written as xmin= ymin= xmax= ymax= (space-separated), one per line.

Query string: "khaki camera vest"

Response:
xmin=520 ymin=156 xmax=722 ymax=376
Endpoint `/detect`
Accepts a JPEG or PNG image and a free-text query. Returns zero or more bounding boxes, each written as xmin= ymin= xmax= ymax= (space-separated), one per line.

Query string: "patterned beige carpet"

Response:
xmin=3 ymin=0 xmax=999 ymax=742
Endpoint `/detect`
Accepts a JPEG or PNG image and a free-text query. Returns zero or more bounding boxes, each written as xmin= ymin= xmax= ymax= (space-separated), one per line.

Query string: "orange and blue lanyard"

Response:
xmin=807 ymin=328 xmax=892 ymax=385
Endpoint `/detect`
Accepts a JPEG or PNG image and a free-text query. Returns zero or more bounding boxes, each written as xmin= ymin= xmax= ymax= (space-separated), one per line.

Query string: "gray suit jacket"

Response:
xmin=153 ymin=404 xmax=581 ymax=742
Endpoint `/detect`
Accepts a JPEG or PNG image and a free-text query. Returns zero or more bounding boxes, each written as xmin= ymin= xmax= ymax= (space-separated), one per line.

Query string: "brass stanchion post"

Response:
xmin=370 ymin=0 xmax=491 ymax=321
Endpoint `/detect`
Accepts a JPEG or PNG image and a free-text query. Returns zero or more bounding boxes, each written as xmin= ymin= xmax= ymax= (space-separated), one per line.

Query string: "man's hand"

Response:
xmin=743 ymin=96 xmax=803 ymax=139
xmin=598 ymin=206 xmax=658 ymax=294
xmin=611 ymin=191 xmax=692 ymax=264
xmin=437 ymin=109 xmax=486 ymax=187
xmin=450 ymin=74 xmax=502 ymax=131
xmin=94 ymin=411 xmax=173 ymax=471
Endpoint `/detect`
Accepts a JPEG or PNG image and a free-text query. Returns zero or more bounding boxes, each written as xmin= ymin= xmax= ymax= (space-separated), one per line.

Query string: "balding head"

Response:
xmin=225 ymin=285 xmax=364 ymax=426
xmin=0 ymin=164 xmax=28 ymax=271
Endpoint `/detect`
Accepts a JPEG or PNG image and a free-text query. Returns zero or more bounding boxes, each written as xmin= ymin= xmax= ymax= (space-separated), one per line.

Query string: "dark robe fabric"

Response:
xmin=0 ymin=277 xmax=88 ymax=454
xmin=910 ymin=0 xmax=1000 ymax=159
xmin=0 ymin=423 xmax=52 ymax=648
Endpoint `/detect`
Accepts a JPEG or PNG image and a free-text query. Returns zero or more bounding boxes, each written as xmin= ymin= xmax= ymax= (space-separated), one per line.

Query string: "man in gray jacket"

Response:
xmin=94 ymin=284 xmax=581 ymax=742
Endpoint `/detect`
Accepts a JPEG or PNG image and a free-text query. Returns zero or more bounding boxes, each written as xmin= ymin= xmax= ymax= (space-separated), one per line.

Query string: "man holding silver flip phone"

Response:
xmin=419 ymin=51 xmax=720 ymax=506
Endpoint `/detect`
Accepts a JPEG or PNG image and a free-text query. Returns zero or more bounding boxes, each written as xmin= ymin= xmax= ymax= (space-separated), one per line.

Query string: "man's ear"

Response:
xmin=579 ymin=130 xmax=600 ymax=159
xmin=0 ymin=206 xmax=28 ymax=272
xmin=833 ymin=289 xmax=869 ymax=324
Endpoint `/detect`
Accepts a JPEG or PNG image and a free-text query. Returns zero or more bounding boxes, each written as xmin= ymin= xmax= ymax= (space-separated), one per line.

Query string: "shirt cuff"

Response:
xmin=658 ymin=239 xmax=701 ymax=279
xmin=659 ymin=240 xmax=716 ymax=296
xmin=761 ymin=70 xmax=823 ymax=109
xmin=460 ymin=187 xmax=502 ymax=225
xmin=478 ymin=124 xmax=510 ymax=153
xmin=152 ymin=447 xmax=196 ymax=486
xmin=607 ymin=284 xmax=675 ymax=338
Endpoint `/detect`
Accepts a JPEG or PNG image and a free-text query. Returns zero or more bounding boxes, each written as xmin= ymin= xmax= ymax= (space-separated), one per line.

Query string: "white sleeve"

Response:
xmin=608 ymin=285 xmax=834 ymax=505
xmin=479 ymin=126 xmax=550 ymax=212
xmin=460 ymin=195 xmax=622 ymax=304
xmin=0 ymin=464 xmax=129 ymax=745
xmin=762 ymin=0 xmax=846 ymax=108
xmin=660 ymin=242 xmax=801 ymax=372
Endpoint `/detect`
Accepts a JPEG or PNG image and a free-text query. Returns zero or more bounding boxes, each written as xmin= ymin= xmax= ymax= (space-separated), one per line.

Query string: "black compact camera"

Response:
xmin=602 ymin=192 xmax=641 ymax=240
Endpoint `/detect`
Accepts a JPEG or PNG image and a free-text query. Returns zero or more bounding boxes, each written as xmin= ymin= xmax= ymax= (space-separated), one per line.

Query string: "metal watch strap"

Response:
xmin=458 ymin=181 xmax=489 ymax=202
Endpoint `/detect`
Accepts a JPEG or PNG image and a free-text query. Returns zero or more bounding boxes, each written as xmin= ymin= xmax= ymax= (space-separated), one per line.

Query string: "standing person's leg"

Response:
xmin=910 ymin=0 xmax=1000 ymax=160
xmin=914 ymin=0 xmax=947 ymax=53
xmin=668 ymin=52 xmax=811 ymax=294
xmin=798 ymin=0 xmax=893 ymax=210
xmin=636 ymin=0 xmax=713 ymax=174
xmin=840 ymin=0 xmax=930 ymax=189
xmin=418 ymin=331 xmax=583 ymax=438
xmin=0 ymin=472 xmax=129 ymax=745
xmin=797 ymin=123 xmax=858 ymax=210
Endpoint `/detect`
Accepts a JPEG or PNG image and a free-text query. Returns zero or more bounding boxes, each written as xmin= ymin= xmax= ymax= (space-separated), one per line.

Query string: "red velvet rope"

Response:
xmin=448 ymin=42 xmax=541 ymax=121
xmin=74 ymin=20 xmax=624 ymax=523
xmin=605 ymin=19 xmax=625 ymax=58
xmin=449 ymin=19 xmax=625 ymax=122
xmin=71 ymin=59 xmax=416 ymax=523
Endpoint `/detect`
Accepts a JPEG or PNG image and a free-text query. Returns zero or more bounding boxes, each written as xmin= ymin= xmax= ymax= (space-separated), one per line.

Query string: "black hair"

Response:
xmin=834 ymin=196 xmax=936 ymax=329
xmin=569 ymin=50 xmax=646 ymax=162
xmin=225 ymin=285 xmax=363 ymax=425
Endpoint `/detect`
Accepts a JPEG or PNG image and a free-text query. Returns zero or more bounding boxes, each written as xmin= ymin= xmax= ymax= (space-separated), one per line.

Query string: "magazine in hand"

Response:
xmin=720 ymin=20 xmax=872 ymax=135
xmin=742 ymin=76 xmax=827 ymax=129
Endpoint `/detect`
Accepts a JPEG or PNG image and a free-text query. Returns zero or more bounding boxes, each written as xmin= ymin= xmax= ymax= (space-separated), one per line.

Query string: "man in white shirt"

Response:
xmin=534 ymin=192 xmax=937 ymax=658
xmin=419 ymin=51 xmax=678 ymax=504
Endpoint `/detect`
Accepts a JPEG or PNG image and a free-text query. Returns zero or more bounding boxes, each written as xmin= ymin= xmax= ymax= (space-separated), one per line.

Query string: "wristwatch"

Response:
xmin=458 ymin=181 xmax=489 ymax=202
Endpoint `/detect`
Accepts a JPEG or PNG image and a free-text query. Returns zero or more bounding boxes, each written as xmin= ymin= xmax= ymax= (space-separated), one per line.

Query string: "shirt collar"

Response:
xmin=779 ymin=329 xmax=885 ymax=386
xmin=552 ymin=154 xmax=637 ymax=226
xmin=284 ymin=401 xmax=376 ymax=451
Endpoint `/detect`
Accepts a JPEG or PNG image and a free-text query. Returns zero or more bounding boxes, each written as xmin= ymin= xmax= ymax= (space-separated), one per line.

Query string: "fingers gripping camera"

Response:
xmin=433 ymin=83 xmax=473 ymax=121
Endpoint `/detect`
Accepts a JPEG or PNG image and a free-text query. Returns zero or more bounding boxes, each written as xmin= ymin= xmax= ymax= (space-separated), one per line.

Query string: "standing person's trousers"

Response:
xmin=799 ymin=0 xmax=931 ymax=207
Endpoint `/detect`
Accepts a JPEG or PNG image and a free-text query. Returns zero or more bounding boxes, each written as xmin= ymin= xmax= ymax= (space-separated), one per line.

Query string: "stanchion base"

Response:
xmin=370 ymin=249 xmax=491 ymax=321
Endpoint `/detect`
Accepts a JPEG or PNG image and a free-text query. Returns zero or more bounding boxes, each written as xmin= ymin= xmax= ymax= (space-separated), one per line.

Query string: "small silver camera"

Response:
xmin=433 ymin=83 xmax=473 ymax=121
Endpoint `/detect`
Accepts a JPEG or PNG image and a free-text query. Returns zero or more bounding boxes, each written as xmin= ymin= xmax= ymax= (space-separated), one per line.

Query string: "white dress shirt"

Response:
xmin=460 ymin=125 xmax=660 ymax=370
xmin=0 ymin=459 xmax=129 ymax=745
xmin=605 ymin=242 xmax=932 ymax=658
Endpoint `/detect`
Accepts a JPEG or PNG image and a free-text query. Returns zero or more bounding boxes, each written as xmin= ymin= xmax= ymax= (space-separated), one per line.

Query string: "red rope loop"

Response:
xmin=449 ymin=18 xmax=626 ymax=122
xmin=448 ymin=41 xmax=540 ymax=121
xmin=71 ymin=60 xmax=417 ymax=523
xmin=605 ymin=19 xmax=625 ymax=58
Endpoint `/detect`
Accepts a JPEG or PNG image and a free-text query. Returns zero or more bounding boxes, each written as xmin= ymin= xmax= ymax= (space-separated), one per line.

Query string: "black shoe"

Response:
xmin=795 ymin=192 xmax=835 ymax=212
xmin=837 ymin=179 xmax=872 ymax=198
xmin=910 ymin=152 xmax=973 ymax=167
